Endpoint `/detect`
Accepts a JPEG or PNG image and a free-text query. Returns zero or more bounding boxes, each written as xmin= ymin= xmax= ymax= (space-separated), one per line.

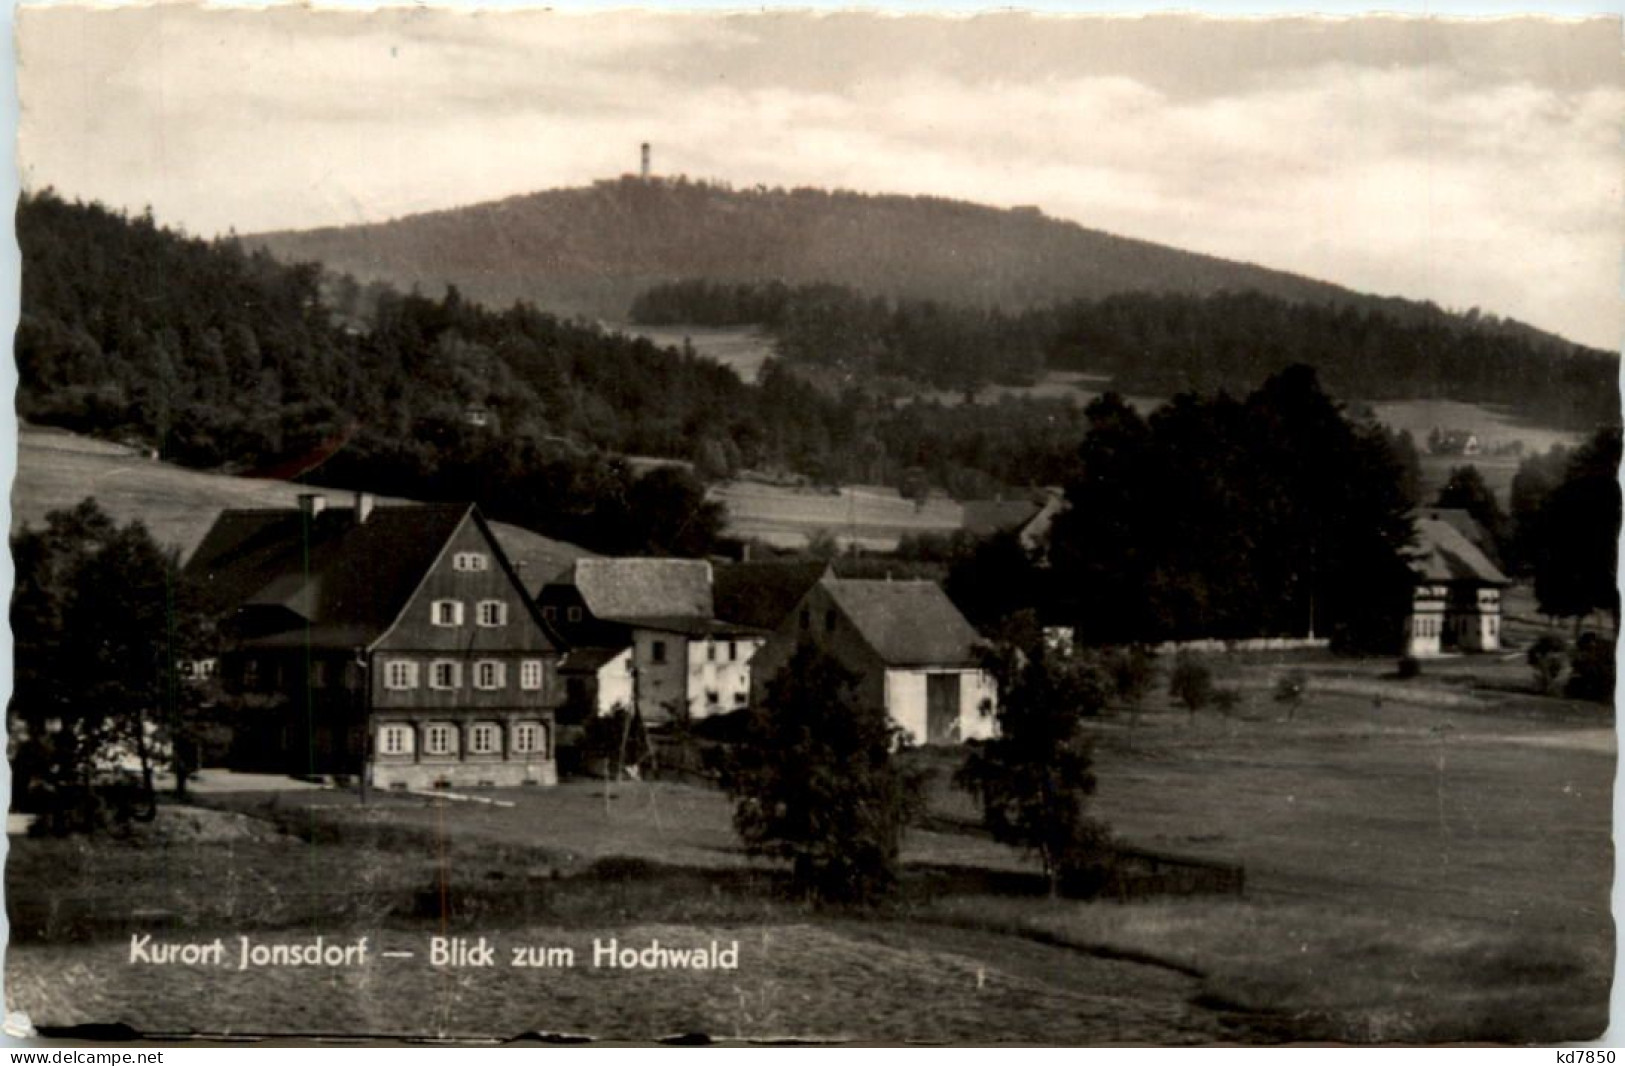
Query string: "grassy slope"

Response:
xmin=10 ymin=425 xmax=595 ymax=577
xmin=7 ymin=655 xmax=1613 ymax=1043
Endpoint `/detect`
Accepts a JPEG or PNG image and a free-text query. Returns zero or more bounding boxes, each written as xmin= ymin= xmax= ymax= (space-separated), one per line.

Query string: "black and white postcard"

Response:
xmin=5 ymin=7 xmax=1619 ymax=1046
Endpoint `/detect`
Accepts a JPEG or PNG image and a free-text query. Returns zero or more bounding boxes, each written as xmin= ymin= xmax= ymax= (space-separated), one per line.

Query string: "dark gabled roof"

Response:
xmin=961 ymin=498 xmax=1044 ymax=537
xmin=1410 ymin=515 xmax=1509 ymax=586
xmin=485 ymin=520 xmax=598 ymax=598
xmin=1416 ymin=507 xmax=1500 ymax=565
xmin=625 ymin=616 xmax=769 ymax=639
xmin=184 ymin=503 xmax=475 ymax=648
xmin=714 ymin=560 xmax=834 ymax=631
xmin=558 ymin=645 xmax=633 ymax=674
xmin=823 ymin=579 xmax=984 ymax=668
xmin=556 ymin=558 xmax=714 ymax=623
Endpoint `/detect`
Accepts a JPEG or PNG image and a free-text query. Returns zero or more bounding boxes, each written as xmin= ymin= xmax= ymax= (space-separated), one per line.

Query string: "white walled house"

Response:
xmin=1405 ymin=511 xmax=1509 ymax=657
xmin=538 ymin=558 xmax=768 ymax=723
xmin=749 ymin=578 xmax=997 ymax=746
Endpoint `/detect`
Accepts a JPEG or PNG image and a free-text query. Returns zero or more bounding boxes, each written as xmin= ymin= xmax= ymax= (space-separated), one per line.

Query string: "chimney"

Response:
xmin=297 ymin=493 xmax=326 ymax=518
xmin=354 ymin=491 xmax=375 ymax=524
xmin=641 ymin=142 xmax=651 ymax=180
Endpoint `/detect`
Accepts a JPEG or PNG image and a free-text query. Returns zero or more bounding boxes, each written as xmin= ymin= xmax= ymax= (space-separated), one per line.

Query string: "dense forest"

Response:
xmin=631 ymin=280 xmax=1619 ymax=430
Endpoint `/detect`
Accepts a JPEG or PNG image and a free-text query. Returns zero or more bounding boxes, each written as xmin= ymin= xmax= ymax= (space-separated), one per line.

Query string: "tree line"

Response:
xmin=631 ymin=279 xmax=1618 ymax=430
xmin=932 ymin=367 xmax=1420 ymax=650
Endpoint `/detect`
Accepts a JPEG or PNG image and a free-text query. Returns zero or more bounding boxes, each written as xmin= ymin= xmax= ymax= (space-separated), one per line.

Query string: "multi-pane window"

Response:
xmin=477 ymin=600 xmax=508 ymax=627
xmin=379 ymin=724 xmax=414 ymax=755
xmin=453 ymin=552 xmax=490 ymax=572
xmin=474 ymin=660 xmax=506 ymax=691
xmin=384 ymin=660 xmax=419 ymax=690
xmin=423 ymin=723 xmax=457 ymax=756
xmin=520 ymin=659 xmax=545 ymax=691
xmin=431 ymin=600 xmax=464 ymax=627
xmin=511 ymin=721 xmax=546 ymax=755
xmin=429 ymin=660 xmax=462 ymax=690
xmin=468 ymin=722 xmax=501 ymax=754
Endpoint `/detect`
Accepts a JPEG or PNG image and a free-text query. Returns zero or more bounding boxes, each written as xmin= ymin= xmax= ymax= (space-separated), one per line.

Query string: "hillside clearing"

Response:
xmin=10 ymin=425 xmax=594 ymax=576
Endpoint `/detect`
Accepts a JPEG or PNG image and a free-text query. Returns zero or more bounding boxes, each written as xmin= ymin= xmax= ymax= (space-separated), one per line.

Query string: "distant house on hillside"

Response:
xmin=185 ymin=493 xmax=562 ymax=789
xmin=749 ymin=578 xmax=997 ymax=746
xmin=1405 ymin=510 xmax=1509 ymax=657
xmin=537 ymin=558 xmax=765 ymax=722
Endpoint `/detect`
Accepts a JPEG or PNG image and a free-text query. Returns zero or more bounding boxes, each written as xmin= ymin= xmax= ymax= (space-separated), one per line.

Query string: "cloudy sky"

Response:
xmin=16 ymin=7 xmax=1623 ymax=348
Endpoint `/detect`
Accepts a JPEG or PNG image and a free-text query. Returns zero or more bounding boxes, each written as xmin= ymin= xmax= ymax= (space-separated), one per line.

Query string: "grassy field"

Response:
xmin=7 ymin=650 xmax=1613 ymax=1044
xmin=11 ymin=425 xmax=593 ymax=579
xmin=613 ymin=324 xmax=778 ymax=384
xmin=709 ymin=479 xmax=966 ymax=552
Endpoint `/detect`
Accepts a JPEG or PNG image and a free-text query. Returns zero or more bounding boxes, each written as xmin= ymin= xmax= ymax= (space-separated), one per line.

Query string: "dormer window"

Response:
xmin=431 ymin=600 xmax=464 ymax=627
xmin=476 ymin=600 xmax=508 ymax=627
xmin=453 ymin=552 xmax=490 ymax=573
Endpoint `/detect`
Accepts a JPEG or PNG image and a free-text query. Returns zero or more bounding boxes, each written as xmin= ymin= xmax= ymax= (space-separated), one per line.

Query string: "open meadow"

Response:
xmin=10 ymin=425 xmax=594 ymax=581
xmin=708 ymin=479 xmax=966 ymax=552
xmin=7 ymin=652 xmax=1612 ymax=1044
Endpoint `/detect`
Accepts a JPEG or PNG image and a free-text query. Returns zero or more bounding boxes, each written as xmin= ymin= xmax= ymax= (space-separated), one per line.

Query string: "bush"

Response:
xmin=1566 ymin=633 xmax=1616 ymax=703
xmin=1169 ymin=655 xmax=1214 ymax=718
xmin=1397 ymin=655 xmax=1422 ymax=680
xmin=1526 ymin=635 xmax=1569 ymax=696
xmin=1273 ymin=670 xmax=1309 ymax=720
xmin=1107 ymin=645 xmax=1157 ymax=718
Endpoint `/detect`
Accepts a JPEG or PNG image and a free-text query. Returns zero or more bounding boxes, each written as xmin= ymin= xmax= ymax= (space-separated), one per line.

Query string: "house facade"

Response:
xmin=1404 ymin=511 xmax=1509 ymax=657
xmin=538 ymin=559 xmax=767 ymax=723
xmin=749 ymin=578 xmax=997 ymax=746
xmin=186 ymin=494 xmax=563 ymax=789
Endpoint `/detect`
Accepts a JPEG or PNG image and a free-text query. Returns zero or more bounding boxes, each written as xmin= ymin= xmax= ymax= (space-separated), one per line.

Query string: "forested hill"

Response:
xmin=13 ymin=191 xmax=1099 ymax=536
xmin=253 ymin=175 xmax=1383 ymax=324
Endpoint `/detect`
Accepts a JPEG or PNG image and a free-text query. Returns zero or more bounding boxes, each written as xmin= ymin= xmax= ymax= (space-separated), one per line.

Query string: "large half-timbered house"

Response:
xmin=185 ymin=493 xmax=562 ymax=788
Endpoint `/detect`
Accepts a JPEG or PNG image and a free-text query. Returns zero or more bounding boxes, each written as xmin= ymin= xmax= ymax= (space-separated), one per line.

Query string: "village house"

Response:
xmin=538 ymin=559 xmax=766 ymax=722
xmin=749 ymin=577 xmax=998 ymax=745
xmin=1404 ymin=509 xmax=1509 ymax=657
xmin=185 ymin=493 xmax=562 ymax=788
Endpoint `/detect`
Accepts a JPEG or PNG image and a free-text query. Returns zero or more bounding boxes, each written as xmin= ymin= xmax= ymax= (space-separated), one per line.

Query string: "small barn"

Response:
xmin=749 ymin=578 xmax=997 ymax=746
